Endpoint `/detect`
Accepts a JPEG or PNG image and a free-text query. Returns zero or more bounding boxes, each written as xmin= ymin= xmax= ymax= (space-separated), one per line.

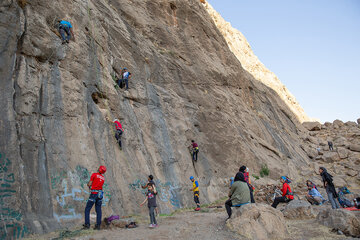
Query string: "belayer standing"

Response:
xmin=189 ymin=176 xmax=200 ymax=211
xmin=106 ymin=117 xmax=124 ymax=150
xmin=83 ymin=166 xmax=106 ymax=230
xmin=319 ymin=167 xmax=340 ymax=209
xmin=189 ymin=140 xmax=199 ymax=161
xmin=140 ymin=183 xmax=158 ymax=228
xmin=57 ymin=20 xmax=75 ymax=44
xmin=271 ymin=176 xmax=294 ymax=208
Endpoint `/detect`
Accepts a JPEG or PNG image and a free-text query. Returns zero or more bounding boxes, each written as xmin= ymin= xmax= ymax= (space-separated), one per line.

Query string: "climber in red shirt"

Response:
xmin=106 ymin=117 xmax=124 ymax=150
xmin=84 ymin=166 xmax=106 ymax=230
xmin=271 ymin=176 xmax=294 ymax=208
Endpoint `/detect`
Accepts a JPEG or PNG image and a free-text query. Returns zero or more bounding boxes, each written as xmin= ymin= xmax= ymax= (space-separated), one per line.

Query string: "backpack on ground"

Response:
xmin=338 ymin=191 xmax=354 ymax=207
xmin=339 ymin=187 xmax=351 ymax=194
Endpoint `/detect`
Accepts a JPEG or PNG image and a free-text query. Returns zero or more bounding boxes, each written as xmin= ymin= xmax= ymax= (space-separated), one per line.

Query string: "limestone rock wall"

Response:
xmin=0 ymin=0 xmax=310 ymax=237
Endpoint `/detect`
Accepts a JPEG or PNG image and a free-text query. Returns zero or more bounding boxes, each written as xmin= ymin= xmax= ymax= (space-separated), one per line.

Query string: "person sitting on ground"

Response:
xmin=122 ymin=68 xmax=132 ymax=90
xmin=189 ymin=176 xmax=201 ymax=211
xmin=239 ymin=166 xmax=255 ymax=203
xmin=57 ymin=20 xmax=75 ymax=44
xmin=319 ymin=167 xmax=340 ymax=209
xmin=189 ymin=140 xmax=199 ymax=161
xmin=271 ymin=176 xmax=294 ymax=208
xmin=225 ymin=172 xmax=250 ymax=219
xmin=305 ymin=180 xmax=325 ymax=205
xmin=140 ymin=183 xmax=158 ymax=228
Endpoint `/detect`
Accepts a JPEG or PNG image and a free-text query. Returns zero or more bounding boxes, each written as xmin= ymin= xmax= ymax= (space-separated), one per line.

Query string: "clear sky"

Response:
xmin=207 ymin=0 xmax=360 ymax=123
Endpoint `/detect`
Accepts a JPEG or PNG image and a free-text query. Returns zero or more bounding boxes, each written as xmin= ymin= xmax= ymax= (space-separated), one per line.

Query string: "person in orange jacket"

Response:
xmin=271 ymin=176 xmax=294 ymax=208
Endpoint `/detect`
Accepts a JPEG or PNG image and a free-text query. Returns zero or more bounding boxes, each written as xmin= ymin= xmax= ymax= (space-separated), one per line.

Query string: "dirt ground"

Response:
xmin=28 ymin=206 xmax=357 ymax=240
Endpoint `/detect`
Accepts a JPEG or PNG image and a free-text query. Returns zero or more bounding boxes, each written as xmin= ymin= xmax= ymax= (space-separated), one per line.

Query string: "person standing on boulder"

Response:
xmin=189 ymin=176 xmax=200 ymax=211
xmin=83 ymin=166 xmax=106 ymax=230
xmin=271 ymin=176 xmax=294 ymax=208
xmin=57 ymin=20 xmax=75 ymax=44
xmin=239 ymin=166 xmax=255 ymax=203
xmin=106 ymin=117 xmax=124 ymax=150
xmin=225 ymin=172 xmax=250 ymax=219
xmin=319 ymin=167 xmax=340 ymax=209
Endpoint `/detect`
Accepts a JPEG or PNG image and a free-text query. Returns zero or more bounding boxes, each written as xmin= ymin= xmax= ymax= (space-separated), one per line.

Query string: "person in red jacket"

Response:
xmin=106 ymin=117 xmax=124 ymax=150
xmin=271 ymin=176 xmax=294 ymax=208
xmin=83 ymin=166 xmax=106 ymax=230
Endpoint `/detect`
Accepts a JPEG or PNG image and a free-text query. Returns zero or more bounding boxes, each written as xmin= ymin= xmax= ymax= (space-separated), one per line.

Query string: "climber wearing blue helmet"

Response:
xmin=189 ymin=176 xmax=200 ymax=211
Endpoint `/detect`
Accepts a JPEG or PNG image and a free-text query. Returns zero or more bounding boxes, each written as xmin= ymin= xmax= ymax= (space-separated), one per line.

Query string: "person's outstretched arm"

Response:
xmin=140 ymin=197 xmax=148 ymax=206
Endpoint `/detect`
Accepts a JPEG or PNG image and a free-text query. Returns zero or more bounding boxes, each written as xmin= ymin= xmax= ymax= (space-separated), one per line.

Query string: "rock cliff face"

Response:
xmin=1 ymin=0 xmax=312 ymax=237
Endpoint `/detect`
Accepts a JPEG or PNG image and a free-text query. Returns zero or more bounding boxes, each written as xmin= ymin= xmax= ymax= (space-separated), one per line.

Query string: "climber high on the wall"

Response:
xmin=189 ymin=176 xmax=201 ymax=211
xmin=189 ymin=140 xmax=199 ymax=161
xmin=106 ymin=117 xmax=124 ymax=150
xmin=57 ymin=19 xmax=75 ymax=44
xmin=83 ymin=166 xmax=106 ymax=230
xmin=122 ymin=68 xmax=132 ymax=90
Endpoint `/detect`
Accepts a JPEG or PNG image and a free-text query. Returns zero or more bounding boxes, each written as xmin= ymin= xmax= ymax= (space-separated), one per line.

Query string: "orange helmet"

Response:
xmin=99 ymin=166 xmax=107 ymax=174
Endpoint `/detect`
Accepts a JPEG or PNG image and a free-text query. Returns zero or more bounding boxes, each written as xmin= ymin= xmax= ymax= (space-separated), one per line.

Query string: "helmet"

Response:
xmin=281 ymin=176 xmax=286 ymax=181
xmin=99 ymin=166 xmax=107 ymax=174
xmin=113 ymin=118 xmax=119 ymax=122
xmin=190 ymin=176 xmax=194 ymax=180
xmin=123 ymin=67 xmax=127 ymax=70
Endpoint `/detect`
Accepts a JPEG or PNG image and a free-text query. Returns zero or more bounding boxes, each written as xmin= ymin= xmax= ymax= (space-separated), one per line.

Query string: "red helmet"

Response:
xmin=99 ymin=166 xmax=107 ymax=174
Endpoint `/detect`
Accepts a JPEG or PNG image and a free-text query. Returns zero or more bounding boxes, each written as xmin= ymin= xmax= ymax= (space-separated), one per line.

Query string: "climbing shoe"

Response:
xmin=195 ymin=207 xmax=200 ymax=211
xmin=94 ymin=225 xmax=101 ymax=230
xmin=82 ymin=224 xmax=90 ymax=229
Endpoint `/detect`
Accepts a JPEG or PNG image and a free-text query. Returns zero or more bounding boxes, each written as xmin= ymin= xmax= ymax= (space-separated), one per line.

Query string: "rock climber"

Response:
xmin=140 ymin=183 xmax=158 ymax=228
xmin=122 ymin=68 xmax=132 ymax=90
xmin=83 ymin=165 xmax=106 ymax=230
xmin=189 ymin=140 xmax=199 ymax=161
xmin=238 ymin=166 xmax=255 ymax=203
xmin=225 ymin=172 xmax=250 ymax=219
xmin=319 ymin=167 xmax=340 ymax=209
xmin=189 ymin=176 xmax=200 ymax=211
xmin=271 ymin=176 xmax=294 ymax=208
xmin=106 ymin=117 xmax=124 ymax=150
xmin=305 ymin=180 xmax=325 ymax=205
xmin=57 ymin=20 xmax=75 ymax=44
xmin=328 ymin=141 xmax=334 ymax=151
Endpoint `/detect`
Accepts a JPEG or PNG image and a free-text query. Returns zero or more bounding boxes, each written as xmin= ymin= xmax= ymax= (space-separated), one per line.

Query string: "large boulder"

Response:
xmin=226 ymin=203 xmax=289 ymax=240
xmin=349 ymin=144 xmax=360 ymax=152
xmin=317 ymin=209 xmax=360 ymax=237
xmin=303 ymin=121 xmax=321 ymax=131
xmin=337 ymin=147 xmax=349 ymax=159
xmin=323 ymin=152 xmax=340 ymax=163
xmin=282 ymin=200 xmax=318 ymax=219
xmin=333 ymin=119 xmax=345 ymax=128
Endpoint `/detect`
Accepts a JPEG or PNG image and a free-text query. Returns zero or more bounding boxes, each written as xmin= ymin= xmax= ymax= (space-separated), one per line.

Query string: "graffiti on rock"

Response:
xmin=129 ymin=179 xmax=181 ymax=208
xmin=0 ymin=153 xmax=28 ymax=239
xmin=52 ymin=165 xmax=111 ymax=222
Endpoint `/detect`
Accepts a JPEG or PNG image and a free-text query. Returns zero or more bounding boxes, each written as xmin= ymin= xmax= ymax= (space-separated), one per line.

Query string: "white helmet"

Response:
xmin=113 ymin=118 xmax=119 ymax=122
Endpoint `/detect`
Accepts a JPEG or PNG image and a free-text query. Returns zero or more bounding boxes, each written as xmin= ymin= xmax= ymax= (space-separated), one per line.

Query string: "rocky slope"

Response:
xmin=0 ymin=0 xmax=353 ymax=238
xmin=204 ymin=2 xmax=310 ymax=123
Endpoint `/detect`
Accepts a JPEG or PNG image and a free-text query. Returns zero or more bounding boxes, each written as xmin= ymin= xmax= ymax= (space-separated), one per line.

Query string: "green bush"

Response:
xmin=252 ymin=174 xmax=260 ymax=180
xmin=259 ymin=164 xmax=270 ymax=177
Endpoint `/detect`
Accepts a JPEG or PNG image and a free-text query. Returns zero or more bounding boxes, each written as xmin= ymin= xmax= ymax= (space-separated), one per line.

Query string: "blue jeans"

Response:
xmin=59 ymin=25 xmax=71 ymax=41
xmin=327 ymin=191 xmax=340 ymax=209
xmin=124 ymin=78 xmax=129 ymax=89
xmin=84 ymin=193 xmax=102 ymax=226
xmin=149 ymin=206 xmax=157 ymax=225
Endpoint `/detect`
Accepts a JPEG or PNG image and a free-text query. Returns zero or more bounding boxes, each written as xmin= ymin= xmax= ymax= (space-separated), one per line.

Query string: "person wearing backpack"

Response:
xmin=319 ymin=167 xmax=340 ymax=209
xmin=271 ymin=176 xmax=294 ymax=208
